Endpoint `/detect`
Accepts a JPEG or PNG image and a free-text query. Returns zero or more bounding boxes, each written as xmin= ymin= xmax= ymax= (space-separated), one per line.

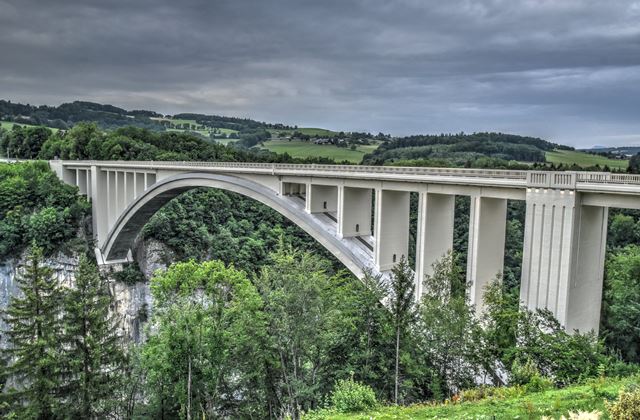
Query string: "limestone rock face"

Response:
xmin=0 ymin=238 xmax=170 ymax=348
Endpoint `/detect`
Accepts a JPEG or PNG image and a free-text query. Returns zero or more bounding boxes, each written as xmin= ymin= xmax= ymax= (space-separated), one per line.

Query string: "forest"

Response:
xmin=1 ymin=123 xmax=640 ymax=418
xmin=363 ymin=132 xmax=572 ymax=167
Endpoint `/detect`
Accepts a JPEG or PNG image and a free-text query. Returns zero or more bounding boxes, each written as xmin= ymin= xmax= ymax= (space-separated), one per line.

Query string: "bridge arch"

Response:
xmin=101 ymin=172 xmax=372 ymax=278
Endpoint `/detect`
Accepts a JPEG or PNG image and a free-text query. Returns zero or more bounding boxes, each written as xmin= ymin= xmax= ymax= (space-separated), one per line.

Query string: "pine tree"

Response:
xmin=388 ymin=256 xmax=416 ymax=404
xmin=60 ymin=255 xmax=125 ymax=418
xmin=2 ymin=244 xmax=65 ymax=419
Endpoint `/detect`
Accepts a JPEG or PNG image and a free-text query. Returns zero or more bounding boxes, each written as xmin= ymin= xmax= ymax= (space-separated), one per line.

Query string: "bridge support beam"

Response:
xmin=374 ymin=189 xmax=410 ymax=272
xmin=467 ymin=196 xmax=507 ymax=312
xmin=90 ymin=165 xmax=109 ymax=248
xmin=306 ymin=184 xmax=338 ymax=214
xmin=337 ymin=186 xmax=372 ymax=238
xmin=520 ymin=189 xmax=608 ymax=333
xmin=281 ymin=182 xmax=306 ymax=197
xmin=415 ymin=192 xmax=455 ymax=298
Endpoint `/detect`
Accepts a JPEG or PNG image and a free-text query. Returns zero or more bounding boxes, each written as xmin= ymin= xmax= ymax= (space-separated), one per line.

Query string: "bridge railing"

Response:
xmin=78 ymin=160 xmax=530 ymax=180
xmin=55 ymin=160 xmax=640 ymax=186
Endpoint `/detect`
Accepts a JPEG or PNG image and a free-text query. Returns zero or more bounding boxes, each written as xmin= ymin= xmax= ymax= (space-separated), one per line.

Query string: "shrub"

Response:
xmin=330 ymin=378 xmax=377 ymax=413
xmin=605 ymin=385 xmax=640 ymax=419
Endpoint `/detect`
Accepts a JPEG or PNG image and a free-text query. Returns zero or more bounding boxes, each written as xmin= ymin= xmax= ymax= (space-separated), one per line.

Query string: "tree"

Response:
xmin=601 ymin=245 xmax=640 ymax=363
xmin=140 ymin=259 xmax=267 ymax=419
xmin=629 ymin=153 xmax=640 ymax=174
xmin=255 ymin=245 xmax=342 ymax=418
xmin=331 ymin=271 xmax=395 ymax=399
xmin=1 ymin=245 xmax=65 ymax=419
xmin=388 ymin=256 xmax=416 ymax=404
xmin=476 ymin=278 xmax=521 ymax=384
xmin=60 ymin=255 xmax=126 ymax=418
xmin=416 ymin=252 xmax=479 ymax=398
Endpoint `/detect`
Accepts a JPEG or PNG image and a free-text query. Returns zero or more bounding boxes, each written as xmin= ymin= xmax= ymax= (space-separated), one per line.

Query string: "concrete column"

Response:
xmin=467 ymin=196 xmax=507 ymax=312
xmin=106 ymin=171 xmax=116 ymax=231
xmin=90 ymin=166 xmax=108 ymax=248
xmin=306 ymin=184 xmax=338 ymax=214
xmin=76 ymin=169 xmax=88 ymax=195
xmin=374 ymin=189 xmax=410 ymax=272
xmin=520 ymin=188 xmax=608 ymax=333
xmin=125 ymin=172 xmax=135 ymax=207
xmin=146 ymin=172 xmax=156 ymax=189
xmin=337 ymin=186 xmax=372 ymax=238
xmin=415 ymin=192 xmax=455 ymax=298
xmin=62 ymin=167 xmax=76 ymax=185
xmin=116 ymin=171 xmax=125 ymax=216
xmin=567 ymin=205 xmax=608 ymax=333
xmin=134 ymin=172 xmax=144 ymax=198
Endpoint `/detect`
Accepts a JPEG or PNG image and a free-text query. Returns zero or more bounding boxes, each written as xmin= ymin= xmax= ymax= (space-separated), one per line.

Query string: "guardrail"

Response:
xmin=53 ymin=160 xmax=640 ymax=187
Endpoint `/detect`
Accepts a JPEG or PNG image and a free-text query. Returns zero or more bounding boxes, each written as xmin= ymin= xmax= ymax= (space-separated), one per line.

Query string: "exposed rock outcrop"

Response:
xmin=0 ymin=238 xmax=171 ymax=348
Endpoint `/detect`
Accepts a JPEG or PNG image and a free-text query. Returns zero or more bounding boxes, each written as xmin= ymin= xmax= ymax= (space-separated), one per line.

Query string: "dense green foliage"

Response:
xmin=1 ymin=247 xmax=129 ymax=418
xmin=142 ymin=188 xmax=337 ymax=272
xmin=602 ymin=245 xmax=640 ymax=363
xmin=0 ymin=161 xmax=90 ymax=259
xmin=1 ymin=246 xmax=66 ymax=418
xmin=329 ymin=379 xmax=378 ymax=413
xmin=60 ymin=256 xmax=126 ymax=418
xmin=132 ymin=249 xmax=395 ymax=418
xmin=139 ymin=259 xmax=266 ymax=418
xmin=629 ymin=152 xmax=640 ymax=173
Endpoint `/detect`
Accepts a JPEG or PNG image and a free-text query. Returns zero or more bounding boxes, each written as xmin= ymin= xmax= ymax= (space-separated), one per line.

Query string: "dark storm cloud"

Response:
xmin=1 ymin=0 xmax=639 ymax=146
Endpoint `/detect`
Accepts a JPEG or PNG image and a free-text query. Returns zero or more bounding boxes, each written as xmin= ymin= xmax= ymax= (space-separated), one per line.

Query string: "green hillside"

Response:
xmin=261 ymin=139 xmax=378 ymax=163
xmin=307 ymin=375 xmax=639 ymax=419
xmin=1 ymin=121 xmax=60 ymax=133
xmin=546 ymin=150 xmax=629 ymax=170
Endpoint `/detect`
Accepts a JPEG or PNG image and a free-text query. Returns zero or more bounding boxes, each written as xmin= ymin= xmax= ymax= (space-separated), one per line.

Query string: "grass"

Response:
xmin=1 ymin=121 xmax=59 ymax=133
xmin=307 ymin=375 xmax=638 ymax=419
xmin=261 ymin=140 xmax=379 ymax=163
xmin=546 ymin=150 xmax=628 ymax=170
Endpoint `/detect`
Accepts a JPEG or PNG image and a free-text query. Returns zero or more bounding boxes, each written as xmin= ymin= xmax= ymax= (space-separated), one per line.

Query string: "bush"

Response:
xmin=605 ymin=385 xmax=640 ymax=419
xmin=330 ymin=378 xmax=377 ymax=413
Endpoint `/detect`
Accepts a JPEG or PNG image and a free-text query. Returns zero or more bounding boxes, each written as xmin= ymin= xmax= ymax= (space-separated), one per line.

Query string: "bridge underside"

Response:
xmin=101 ymin=173 xmax=378 ymax=280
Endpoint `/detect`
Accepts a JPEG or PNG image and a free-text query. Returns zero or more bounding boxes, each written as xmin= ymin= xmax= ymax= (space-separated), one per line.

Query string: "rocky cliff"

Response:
xmin=0 ymin=239 xmax=171 ymax=347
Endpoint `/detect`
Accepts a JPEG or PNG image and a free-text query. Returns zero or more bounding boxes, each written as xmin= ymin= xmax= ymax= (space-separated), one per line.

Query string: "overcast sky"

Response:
xmin=1 ymin=0 xmax=639 ymax=147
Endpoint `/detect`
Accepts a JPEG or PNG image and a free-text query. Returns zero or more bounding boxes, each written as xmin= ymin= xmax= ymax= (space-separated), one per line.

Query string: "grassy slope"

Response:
xmin=546 ymin=150 xmax=628 ymax=170
xmin=261 ymin=139 xmax=379 ymax=163
xmin=313 ymin=376 xmax=638 ymax=419
xmin=1 ymin=121 xmax=60 ymax=133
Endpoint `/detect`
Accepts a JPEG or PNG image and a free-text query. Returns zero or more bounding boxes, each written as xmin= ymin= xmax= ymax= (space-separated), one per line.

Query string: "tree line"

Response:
xmin=4 ymin=240 xmax=633 ymax=418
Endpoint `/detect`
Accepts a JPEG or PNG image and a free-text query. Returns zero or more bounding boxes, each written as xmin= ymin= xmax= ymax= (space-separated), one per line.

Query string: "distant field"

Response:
xmin=153 ymin=117 xmax=239 ymax=137
xmin=1 ymin=121 xmax=59 ymax=133
xmin=268 ymin=127 xmax=337 ymax=137
xmin=261 ymin=140 xmax=378 ymax=163
xmin=546 ymin=149 xmax=628 ymax=170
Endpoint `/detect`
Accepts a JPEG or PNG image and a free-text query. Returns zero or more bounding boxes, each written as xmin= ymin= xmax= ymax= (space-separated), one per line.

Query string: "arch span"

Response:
xmin=101 ymin=172 xmax=374 ymax=278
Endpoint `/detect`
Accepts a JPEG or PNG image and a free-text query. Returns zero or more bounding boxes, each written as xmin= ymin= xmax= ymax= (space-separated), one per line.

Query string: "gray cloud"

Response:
xmin=1 ymin=0 xmax=639 ymax=147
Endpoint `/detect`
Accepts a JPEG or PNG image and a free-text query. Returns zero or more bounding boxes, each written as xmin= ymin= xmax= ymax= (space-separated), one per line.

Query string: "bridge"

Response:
xmin=49 ymin=160 xmax=640 ymax=333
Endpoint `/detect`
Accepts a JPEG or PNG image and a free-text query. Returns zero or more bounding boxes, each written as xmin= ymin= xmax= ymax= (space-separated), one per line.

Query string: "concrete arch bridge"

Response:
xmin=50 ymin=160 xmax=640 ymax=333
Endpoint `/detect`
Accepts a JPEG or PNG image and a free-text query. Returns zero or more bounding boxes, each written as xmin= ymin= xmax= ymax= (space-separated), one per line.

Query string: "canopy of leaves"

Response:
xmin=0 ymin=161 xmax=90 ymax=258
